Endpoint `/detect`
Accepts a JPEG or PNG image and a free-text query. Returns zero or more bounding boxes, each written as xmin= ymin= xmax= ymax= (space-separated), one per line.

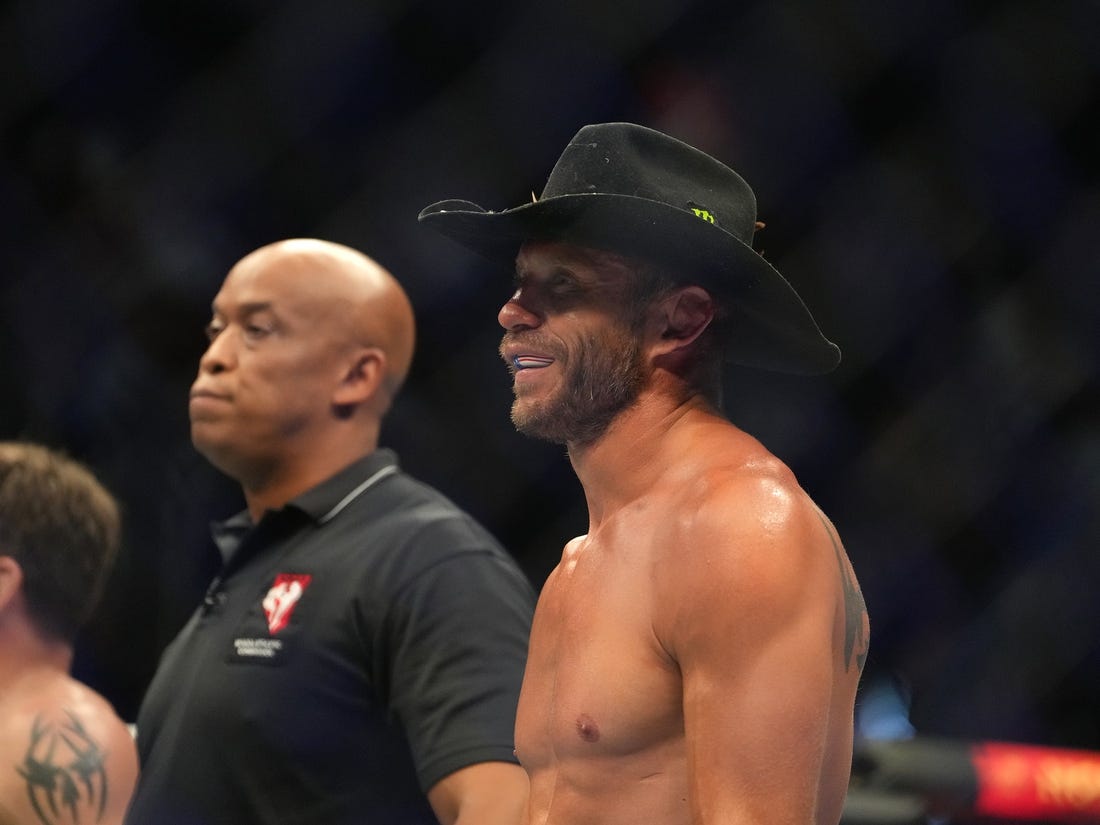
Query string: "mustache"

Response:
xmin=499 ymin=333 xmax=563 ymax=361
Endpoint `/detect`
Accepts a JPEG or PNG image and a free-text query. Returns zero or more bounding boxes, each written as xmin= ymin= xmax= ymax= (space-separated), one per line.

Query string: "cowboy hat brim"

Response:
xmin=418 ymin=193 xmax=842 ymax=375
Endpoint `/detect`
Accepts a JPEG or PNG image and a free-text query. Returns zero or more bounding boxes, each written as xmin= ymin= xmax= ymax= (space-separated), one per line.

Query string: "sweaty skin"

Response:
xmin=515 ymin=421 xmax=866 ymax=825
xmin=505 ymin=241 xmax=869 ymax=825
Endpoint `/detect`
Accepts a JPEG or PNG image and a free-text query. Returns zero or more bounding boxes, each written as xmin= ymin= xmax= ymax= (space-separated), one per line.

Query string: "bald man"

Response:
xmin=124 ymin=240 xmax=535 ymax=825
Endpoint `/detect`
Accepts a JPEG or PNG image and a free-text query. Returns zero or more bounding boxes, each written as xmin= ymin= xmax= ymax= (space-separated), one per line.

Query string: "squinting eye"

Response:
xmin=546 ymin=281 xmax=580 ymax=301
xmin=204 ymin=322 xmax=223 ymax=342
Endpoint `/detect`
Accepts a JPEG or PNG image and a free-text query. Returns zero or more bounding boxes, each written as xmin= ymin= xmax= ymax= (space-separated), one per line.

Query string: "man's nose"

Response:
xmin=197 ymin=330 xmax=235 ymax=374
xmin=498 ymin=292 xmax=542 ymax=331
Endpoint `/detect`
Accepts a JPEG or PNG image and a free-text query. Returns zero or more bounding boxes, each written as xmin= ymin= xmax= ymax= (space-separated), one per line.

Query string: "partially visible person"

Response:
xmin=0 ymin=441 xmax=139 ymax=825
xmin=420 ymin=122 xmax=870 ymax=825
xmin=123 ymin=239 xmax=534 ymax=825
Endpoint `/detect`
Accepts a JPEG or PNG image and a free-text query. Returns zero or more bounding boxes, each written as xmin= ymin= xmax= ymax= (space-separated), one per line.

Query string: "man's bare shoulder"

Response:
xmin=653 ymin=425 xmax=842 ymax=632
xmin=0 ymin=672 xmax=138 ymax=825
xmin=661 ymin=425 xmax=816 ymax=550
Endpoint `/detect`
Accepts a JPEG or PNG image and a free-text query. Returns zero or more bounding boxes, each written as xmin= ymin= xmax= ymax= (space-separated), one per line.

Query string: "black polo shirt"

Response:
xmin=126 ymin=449 xmax=535 ymax=825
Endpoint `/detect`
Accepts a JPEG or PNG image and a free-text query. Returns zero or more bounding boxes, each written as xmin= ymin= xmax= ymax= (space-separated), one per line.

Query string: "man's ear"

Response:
xmin=0 ymin=555 xmax=24 ymax=613
xmin=332 ymin=347 xmax=387 ymax=408
xmin=649 ymin=286 xmax=715 ymax=357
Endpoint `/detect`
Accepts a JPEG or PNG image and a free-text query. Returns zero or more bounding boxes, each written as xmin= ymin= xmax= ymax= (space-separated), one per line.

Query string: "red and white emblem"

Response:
xmin=262 ymin=573 xmax=312 ymax=634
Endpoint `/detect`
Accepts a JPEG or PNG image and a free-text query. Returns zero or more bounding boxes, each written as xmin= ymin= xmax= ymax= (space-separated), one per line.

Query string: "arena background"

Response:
xmin=2 ymin=0 xmax=1097 ymax=764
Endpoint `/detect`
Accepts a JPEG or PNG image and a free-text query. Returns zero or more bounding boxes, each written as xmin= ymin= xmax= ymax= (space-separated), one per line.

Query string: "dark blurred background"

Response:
xmin=2 ymin=0 xmax=1097 ymax=755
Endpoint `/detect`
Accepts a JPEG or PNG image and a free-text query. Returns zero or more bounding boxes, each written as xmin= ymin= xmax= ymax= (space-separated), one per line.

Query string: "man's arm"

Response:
xmin=382 ymin=533 xmax=534 ymax=825
xmin=427 ymin=761 xmax=528 ymax=825
xmin=664 ymin=475 xmax=867 ymax=825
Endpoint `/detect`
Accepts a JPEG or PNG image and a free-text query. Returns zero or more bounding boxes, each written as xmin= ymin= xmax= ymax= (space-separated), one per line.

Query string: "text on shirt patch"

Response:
xmin=234 ymin=637 xmax=283 ymax=658
xmin=262 ymin=573 xmax=312 ymax=634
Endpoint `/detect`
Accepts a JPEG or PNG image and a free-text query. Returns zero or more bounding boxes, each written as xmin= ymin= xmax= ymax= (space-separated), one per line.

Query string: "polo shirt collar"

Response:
xmin=293 ymin=448 xmax=400 ymax=524
xmin=210 ymin=449 xmax=400 ymax=564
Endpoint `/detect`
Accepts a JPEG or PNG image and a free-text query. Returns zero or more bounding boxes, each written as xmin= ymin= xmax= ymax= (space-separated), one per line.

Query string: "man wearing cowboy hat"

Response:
xmin=420 ymin=122 xmax=870 ymax=825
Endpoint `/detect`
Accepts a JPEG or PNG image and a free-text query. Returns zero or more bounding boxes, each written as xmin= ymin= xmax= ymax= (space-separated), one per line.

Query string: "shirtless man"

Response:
xmin=0 ymin=441 xmax=138 ymax=825
xmin=420 ymin=122 xmax=870 ymax=825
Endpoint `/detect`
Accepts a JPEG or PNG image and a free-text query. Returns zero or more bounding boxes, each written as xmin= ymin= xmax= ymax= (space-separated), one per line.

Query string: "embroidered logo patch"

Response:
xmin=262 ymin=573 xmax=312 ymax=634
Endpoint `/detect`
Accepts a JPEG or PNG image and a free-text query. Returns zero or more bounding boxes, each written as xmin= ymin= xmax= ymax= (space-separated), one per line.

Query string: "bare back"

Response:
xmin=0 ymin=671 xmax=138 ymax=825
xmin=514 ymin=417 xmax=869 ymax=825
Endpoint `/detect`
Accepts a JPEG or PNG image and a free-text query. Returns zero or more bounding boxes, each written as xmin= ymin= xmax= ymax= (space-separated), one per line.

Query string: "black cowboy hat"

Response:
xmin=418 ymin=122 xmax=841 ymax=375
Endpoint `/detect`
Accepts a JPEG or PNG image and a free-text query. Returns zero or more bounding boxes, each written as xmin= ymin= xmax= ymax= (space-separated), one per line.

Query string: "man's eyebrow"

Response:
xmin=512 ymin=264 xmax=582 ymax=286
xmin=209 ymin=300 xmax=275 ymax=316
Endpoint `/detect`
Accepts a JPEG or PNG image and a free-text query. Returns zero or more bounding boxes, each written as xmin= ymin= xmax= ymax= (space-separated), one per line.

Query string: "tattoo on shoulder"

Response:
xmin=14 ymin=710 xmax=110 ymax=825
xmin=819 ymin=515 xmax=869 ymax=673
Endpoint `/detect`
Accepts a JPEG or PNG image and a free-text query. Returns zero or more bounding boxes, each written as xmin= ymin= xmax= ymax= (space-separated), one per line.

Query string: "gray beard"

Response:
xmin=510 ymin=329 xmax=646 ymax=447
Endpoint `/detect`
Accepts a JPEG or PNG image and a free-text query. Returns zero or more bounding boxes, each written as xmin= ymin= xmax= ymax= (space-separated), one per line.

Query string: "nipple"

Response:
xmin=576 ymin=713 xmax=600 ymax=743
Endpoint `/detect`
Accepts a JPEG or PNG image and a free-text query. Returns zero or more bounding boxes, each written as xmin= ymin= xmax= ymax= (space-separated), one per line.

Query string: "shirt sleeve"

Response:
xmin=380 ymin=523 xmax=535 ymax=793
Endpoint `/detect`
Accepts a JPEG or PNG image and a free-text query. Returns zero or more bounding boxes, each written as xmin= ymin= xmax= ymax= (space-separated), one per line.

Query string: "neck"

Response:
xmin=0 ymin=618 xmax=74 ymax=689
xmin=567 ymin=385 xmax=720 ymax=528
xmin=232 ymin=429 xmax=381 ymax=521
xmin=241 ymin=450 xmax=373 ymax=521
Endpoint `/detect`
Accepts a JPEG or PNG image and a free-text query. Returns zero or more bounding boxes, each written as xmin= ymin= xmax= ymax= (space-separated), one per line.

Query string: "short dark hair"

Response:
xmin=617 ymin=252 xmax=728 ymax=408
xmin=0 ymin=442 xmax=121 ymax=644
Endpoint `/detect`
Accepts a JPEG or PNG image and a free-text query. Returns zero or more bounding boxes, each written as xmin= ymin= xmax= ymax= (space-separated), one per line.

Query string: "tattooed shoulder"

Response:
xmin=12 ymin=708 xmax=110 ymax=825
xmin=818 ymin=514 xmax=870 ymax=674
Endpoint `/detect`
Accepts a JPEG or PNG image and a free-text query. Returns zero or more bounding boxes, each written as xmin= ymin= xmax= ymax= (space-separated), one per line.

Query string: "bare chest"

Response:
xmin=515 ymin=532 xmax=684 ymax=766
